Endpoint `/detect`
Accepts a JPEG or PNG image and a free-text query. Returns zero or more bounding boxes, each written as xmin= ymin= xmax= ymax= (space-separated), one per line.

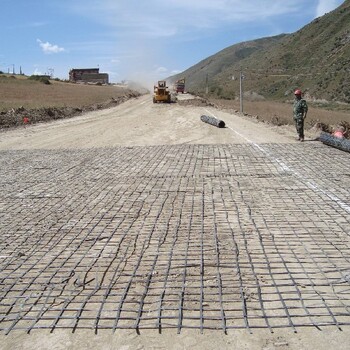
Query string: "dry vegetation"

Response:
xmin=0 ymin=75 xmax=142 ymax=128
xmin=0 ymin=75 xmax=137 ymax=111
xmin=208 ymin=98 xmax=350 ymax=136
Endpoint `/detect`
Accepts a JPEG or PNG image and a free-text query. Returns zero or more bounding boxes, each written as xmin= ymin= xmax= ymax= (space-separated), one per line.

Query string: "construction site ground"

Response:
xmin=0 ymin=94 xmax=349 ymax=349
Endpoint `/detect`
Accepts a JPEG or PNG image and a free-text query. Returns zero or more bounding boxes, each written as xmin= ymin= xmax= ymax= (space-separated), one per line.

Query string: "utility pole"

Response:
xmin=205 ymin=73 xmax=209 ymax=95
xmin=239 ymin=68 xmax=244 ymax=114
xmin=47 ymin=68 xmax=54 ymax=78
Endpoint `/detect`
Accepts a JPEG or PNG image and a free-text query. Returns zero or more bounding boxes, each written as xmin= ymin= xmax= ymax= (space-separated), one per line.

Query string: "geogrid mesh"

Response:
xmin=0 ymin=144 xmax=349 ymax=334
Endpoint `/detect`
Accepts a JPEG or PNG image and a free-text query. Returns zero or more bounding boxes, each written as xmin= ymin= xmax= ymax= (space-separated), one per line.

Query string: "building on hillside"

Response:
xmin=69 ymin=68 xmax=109 ymax=84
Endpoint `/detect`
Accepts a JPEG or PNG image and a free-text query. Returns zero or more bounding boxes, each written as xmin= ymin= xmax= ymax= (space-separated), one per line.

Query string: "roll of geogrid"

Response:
xmin=319 ymin=132 xmax=350 ymax=153
xmin=200 ymin=115 xmax=225 ymax=128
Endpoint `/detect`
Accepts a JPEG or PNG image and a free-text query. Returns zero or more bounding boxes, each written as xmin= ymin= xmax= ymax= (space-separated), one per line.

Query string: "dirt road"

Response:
xmin=0 ymin=94 xmax=349 ymax=350
xmin=0 ymin=94 xmax=298 ymax=150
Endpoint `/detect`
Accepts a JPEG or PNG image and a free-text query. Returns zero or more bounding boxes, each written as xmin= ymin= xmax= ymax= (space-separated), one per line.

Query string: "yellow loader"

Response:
xmin=153 ymin=80 xmax=171 ymax=103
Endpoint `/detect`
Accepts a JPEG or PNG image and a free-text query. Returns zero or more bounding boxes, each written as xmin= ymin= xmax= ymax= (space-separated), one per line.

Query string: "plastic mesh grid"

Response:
xmin=0 ymin=144 xmax=349 ymax=334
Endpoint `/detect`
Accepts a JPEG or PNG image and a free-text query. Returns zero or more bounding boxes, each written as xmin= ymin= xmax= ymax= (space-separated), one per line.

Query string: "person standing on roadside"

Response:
xmin=293 ymin=89 xmax=308 ymax=142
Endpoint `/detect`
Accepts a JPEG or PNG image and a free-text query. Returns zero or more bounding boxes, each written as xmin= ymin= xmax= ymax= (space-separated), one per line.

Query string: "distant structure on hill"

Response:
xmin=69 ymin=68 xmax=109 ymax=84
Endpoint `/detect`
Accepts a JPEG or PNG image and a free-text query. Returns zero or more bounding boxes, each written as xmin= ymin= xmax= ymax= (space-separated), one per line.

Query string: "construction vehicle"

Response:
xmin=153 ymin=80 xmax=171 ymax=103
xmin=174 ymin=78 xmax=185 ymax=93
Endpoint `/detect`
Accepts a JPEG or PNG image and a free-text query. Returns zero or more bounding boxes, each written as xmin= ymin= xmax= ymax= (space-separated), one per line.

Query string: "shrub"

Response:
xmin=28 ymin=75 xmax=51 ymax=85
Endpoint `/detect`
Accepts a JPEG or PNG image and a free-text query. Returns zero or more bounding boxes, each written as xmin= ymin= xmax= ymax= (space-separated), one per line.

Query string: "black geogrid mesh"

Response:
xmin=0 ymin=144 xmax=349 ymax=334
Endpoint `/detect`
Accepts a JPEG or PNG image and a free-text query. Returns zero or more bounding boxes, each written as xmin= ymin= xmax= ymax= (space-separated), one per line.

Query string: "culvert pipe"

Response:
xmin=200 ymin=115 xmax=225 ymax=128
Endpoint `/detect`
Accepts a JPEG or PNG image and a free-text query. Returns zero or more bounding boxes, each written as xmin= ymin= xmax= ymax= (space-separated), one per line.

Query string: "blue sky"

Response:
xmin=0 ymin=0 xmax=344 ymax=86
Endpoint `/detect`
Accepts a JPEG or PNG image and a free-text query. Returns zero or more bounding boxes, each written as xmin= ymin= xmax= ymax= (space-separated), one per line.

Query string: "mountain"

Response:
xmin=169 ymin=0 xmax=350 ymax=103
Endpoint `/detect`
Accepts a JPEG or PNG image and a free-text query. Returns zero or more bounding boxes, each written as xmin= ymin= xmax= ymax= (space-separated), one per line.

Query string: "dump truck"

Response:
xmin=174 ymin=78 xmax=185 ymax=93
xmin=153 ymin=80 xmax=171 ymax=103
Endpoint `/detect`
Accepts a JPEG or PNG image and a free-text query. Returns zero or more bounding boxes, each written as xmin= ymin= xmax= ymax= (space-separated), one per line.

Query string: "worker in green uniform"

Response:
xmin=293 ymin=89 xmax=308 ymax=142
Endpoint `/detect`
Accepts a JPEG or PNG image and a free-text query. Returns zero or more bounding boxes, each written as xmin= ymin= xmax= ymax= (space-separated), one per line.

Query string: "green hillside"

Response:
xmin=170 ymin=0 xmax=350 ymax=104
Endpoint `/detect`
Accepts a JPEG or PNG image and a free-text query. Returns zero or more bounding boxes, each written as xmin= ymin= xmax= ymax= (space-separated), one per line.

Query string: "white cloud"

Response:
xmin=32 ymin=68 xmax=43 ymax=75
xmin=170 ymin=69 xmax=182 ymax=75
xmin=64 ymin=0 xmax=307 ymax=39
xmin=315 ymin=0 xmax=340 ymax=17
xmin=37 ymin=39 xmax=65 ymax=54
xmin=30 ymin=22 xmax=48 ymax=28
xmin=155 ymin=66 xmax=168 ymax=74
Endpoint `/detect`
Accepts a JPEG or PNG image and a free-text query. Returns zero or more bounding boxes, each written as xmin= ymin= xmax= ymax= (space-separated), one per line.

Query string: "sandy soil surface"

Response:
xmin=1 ymin=327 xmax=350 ymax=350
xmin=0 ymin=94 xmax=349 ymax=350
